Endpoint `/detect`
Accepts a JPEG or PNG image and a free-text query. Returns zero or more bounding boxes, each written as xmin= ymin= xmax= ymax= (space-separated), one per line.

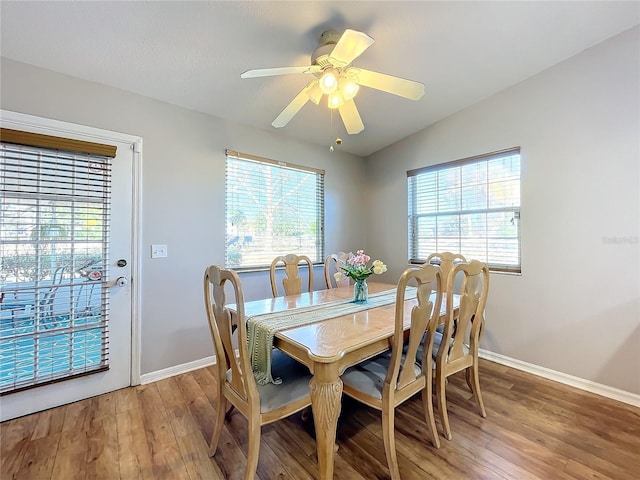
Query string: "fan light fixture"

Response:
xmin=320 ymin=67 xmax=359 ymax=107
xmin=319 ymin=68 xmax=339 ymax=94
xmin=340 ymin=80 xmax=359 ymax=101
xmin=328 ymin=90 xmax=344 ymax=109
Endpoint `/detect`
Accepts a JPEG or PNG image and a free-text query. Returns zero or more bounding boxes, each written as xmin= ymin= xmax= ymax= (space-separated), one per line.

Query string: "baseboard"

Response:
xmin=138 ymin=350 xmax=640 ymax=408
xmin=479 ymin=349 xmax=640 ymax=408
xmin=139 ymin=355 xmax=216 ymax=385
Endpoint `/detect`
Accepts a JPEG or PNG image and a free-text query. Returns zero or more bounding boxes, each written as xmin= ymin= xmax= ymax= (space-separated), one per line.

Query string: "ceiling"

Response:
xmin=1 ymin=1 xmax=638 ymax=157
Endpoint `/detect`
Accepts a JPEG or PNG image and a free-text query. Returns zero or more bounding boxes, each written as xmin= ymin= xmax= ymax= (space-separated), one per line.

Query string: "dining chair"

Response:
xmin=40 ymin=265 xmax=69 ymax=328
xmin=341 ymin=264 xmax=444 ymax=479
xmin=203 ymin=265 xmax=313 ymax=480
xmin=433 ymin=259 xmax=489 ymax=441
xmin=269 ymin=253 xmax=314 ymax=297
xmin=426 ymin=252 xmax=466 ymax=291
xmin=426 ymin=252 xmax=467 ymax=336
xmin=323 ymin=252 xmax=351 ymax=289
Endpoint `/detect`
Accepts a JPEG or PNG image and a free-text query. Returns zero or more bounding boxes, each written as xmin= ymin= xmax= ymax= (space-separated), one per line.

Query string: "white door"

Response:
xmin=0 ymin=111 xmax=140 ymax=421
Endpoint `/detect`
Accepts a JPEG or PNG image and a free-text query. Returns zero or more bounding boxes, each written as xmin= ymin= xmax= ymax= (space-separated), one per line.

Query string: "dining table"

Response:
xmin=243 ymin=281 xmax=457 ymax=480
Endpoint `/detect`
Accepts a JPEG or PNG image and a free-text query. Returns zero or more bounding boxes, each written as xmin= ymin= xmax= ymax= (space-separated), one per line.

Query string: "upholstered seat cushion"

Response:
xmin=342 ymin=353 xmax=421 ymax=400
xmin=412 ymin=331 xmax=458 ymax=366
xmin=257 ymin=349 xmax=312 ymax=413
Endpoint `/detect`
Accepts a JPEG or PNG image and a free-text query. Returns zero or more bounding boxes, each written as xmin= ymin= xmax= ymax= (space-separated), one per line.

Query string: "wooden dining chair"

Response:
xmin=433 ymin=259 xmax=489 ymax=441
xmin=203 ymin=265 xmax=313 ymax=480
xmin=269 ymin=253 xmax=314 ymax=297
xmin=341 ymin=264 xmax=444 ymax=479
xmin=426 ymin=252 xmax=467 ymax=336
xmin=426 ymin=252 xmax=466 ymax=291
xmin=323 ymin=252 xmax=351 ymax=289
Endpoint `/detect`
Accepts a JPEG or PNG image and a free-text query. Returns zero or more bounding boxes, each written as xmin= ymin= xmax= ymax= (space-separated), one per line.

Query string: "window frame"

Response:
xmin=407 ymin=147 xmax=521 ymax=273
xmin=224 ymin=150 xmax=325 ymax=271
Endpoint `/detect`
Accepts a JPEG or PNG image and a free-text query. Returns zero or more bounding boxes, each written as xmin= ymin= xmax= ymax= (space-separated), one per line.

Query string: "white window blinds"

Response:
xmin=225 ymin=150 xmax=325 ymax=269
xmin=407 ymin=148 xmax=521 ymax=273
xmin=1 ymin=138 xmax=112 ymax=394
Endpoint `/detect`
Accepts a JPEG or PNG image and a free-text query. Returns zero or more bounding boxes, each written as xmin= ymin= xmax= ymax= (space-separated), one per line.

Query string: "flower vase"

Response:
xmin=352 ymin=278 xmax=368 ymax=303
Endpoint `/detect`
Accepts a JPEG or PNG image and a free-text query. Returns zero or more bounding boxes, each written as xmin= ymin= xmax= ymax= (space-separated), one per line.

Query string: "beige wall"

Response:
xmin=0 ymin=57 xmax=367 ymax=374
xmin=365 ymin=27 xmax=640 ymax=394
xmin=2 ymin=26 xmax=638 ymax=396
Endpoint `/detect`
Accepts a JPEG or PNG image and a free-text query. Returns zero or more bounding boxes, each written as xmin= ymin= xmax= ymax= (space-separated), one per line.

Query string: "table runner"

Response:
xmin=248 ymin=288 xmax=406 ymax=385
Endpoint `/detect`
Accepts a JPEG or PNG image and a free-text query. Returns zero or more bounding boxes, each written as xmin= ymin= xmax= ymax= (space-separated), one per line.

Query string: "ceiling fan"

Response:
xmin=241 ymin=29 xmax=425 ymax=135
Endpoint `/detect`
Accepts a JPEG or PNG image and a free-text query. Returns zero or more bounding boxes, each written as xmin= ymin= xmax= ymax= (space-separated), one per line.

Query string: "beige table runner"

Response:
xmin=248 ymin=288 xmax=403 ymax=385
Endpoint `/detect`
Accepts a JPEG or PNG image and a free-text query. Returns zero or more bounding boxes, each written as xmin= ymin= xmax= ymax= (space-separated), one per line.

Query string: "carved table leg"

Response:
xmin=310 ymin=363 xmax=342 ymax=480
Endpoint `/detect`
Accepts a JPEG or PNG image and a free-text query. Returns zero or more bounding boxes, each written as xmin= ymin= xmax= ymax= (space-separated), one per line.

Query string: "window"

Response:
xmin=225 ymin=150 xmax=324 ymax=269
xmin=1 ymin=129 xmax=113 ymax=393
xmin=407 ymin=148 xmax=521 ymax=273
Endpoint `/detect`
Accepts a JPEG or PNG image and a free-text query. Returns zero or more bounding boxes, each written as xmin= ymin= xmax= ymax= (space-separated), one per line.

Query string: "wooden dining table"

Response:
xmin=243 ymin=281 xmax=455 ymax=480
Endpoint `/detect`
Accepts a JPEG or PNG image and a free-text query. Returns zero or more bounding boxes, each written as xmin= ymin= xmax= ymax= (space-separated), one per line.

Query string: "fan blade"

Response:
xmin=241 ymin=65 xmax=322 ymax=78
xmin=306 ymin=81 xmax=323 ymax=105
xmin=351 ymin=68 xmax=425 ymax=100
xmin=329 ymin=29 xmax=374 ymax=68
xmin=272 ymin=82 xmax=316 ymax=128
xmin=338 ymin=100 xmax=364 ymax=134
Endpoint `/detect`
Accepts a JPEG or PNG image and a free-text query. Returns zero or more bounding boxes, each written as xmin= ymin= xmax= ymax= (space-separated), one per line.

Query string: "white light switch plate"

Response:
xmin=151 ymin=244 xmax=168 ymax=258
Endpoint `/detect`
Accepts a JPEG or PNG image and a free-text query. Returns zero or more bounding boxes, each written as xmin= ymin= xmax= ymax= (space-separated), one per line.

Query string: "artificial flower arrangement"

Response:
xmin=334 ymin=250 xmax=387 ymax=302
xmin=334 ymin=250 xmax=387 ymax=287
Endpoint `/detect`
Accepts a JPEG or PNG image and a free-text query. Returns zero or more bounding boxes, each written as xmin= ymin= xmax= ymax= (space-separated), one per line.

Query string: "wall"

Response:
xmin=2 ymin=26 xmax=638 ymax=396
xmin=366 ymin=27 xmax=640 ymax=395
xmin=0 ymin=58 xmax=366 ymax=375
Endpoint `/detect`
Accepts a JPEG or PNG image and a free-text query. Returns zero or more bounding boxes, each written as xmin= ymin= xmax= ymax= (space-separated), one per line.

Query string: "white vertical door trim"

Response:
xmin=130 ymin=139 xmax=143 ymax=386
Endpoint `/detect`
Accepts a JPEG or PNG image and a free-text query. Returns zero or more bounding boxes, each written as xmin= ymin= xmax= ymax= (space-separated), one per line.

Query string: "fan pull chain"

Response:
xmin=329 ymin=110 xmax=335 ymax=152
xmin=335 ymin=109 xmax=342 ymax=147
xmin=328 ymin=109 xmax=343 ymax=153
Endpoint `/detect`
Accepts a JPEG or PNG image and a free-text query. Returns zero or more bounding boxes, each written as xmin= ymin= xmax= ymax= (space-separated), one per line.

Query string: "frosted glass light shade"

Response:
xmin=328 ymin=90 xmax=344 ymax=109
xmin=340 ymin=81 xmax=360 ymax=100
xmin=319 ymin=69 xmax=338 ymax=94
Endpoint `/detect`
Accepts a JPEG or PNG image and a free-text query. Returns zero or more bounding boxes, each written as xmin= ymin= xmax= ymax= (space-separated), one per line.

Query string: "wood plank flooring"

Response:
xmin=2 ymin=359 xmax=639 ymax=479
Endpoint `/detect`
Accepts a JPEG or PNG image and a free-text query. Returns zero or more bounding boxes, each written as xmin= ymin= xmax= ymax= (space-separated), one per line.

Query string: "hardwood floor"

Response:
xmin=1 ymin=359 xmax=639 ymax=480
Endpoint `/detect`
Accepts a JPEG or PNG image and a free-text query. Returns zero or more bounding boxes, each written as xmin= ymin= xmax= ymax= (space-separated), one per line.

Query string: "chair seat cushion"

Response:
xmin=414 ymin=332 xmax=467 ymax=367
xmin=257 ymin=349 xmax=312 ymax=413
xmin=342 ymin=353 xmax=421 ymax=400
xmin=412 ymin=331 xmax=456 ymax=366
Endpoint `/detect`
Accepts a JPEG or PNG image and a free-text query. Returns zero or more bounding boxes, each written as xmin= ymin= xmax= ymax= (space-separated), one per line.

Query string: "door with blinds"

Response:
xmin=0 ymin=113 xmax=139 ymax=421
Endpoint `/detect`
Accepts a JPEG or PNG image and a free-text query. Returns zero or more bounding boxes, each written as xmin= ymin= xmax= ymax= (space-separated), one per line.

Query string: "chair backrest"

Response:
xmin=269 ymin=254 xmax=314 ymax=297
xmin=41 ymin=265 xmax=69 ymax=319
xmin=438 ymin=260 xmax=489 ymax=366
xmin=204 ymin=265 xmax=258 ymax=411
xmin=74 ymin=281 xmax=99 ymax=317
xmin=426 ymin=252 xmax=467 ymax=293
xmin=387 ymin=264 xmax=443 ymax=392
xmin=323 ymin=252 xmax=351 ymax=289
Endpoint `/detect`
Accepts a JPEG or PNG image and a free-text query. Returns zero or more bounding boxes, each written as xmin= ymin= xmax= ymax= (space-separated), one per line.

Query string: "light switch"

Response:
xmin=151 ymin=244 xmax=168 ymax=258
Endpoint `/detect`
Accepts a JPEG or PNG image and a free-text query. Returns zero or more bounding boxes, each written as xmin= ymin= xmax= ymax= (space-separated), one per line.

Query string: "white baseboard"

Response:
xmin=138 ymin=350 xmax=640 ymax=408
xmin=479 ymin=349 xmax=640 ymax=408
xmin=139 ymin=355 xmax=216 ymax=385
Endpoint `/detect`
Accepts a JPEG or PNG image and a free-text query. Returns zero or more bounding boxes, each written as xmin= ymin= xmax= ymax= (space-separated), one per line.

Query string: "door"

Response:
xmin=0 ymin=111 xmax=140 ymax=421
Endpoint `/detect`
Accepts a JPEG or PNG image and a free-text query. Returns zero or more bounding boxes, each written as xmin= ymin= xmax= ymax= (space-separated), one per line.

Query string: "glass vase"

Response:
xmin=352 ymin=278 xmax=368 ymax=303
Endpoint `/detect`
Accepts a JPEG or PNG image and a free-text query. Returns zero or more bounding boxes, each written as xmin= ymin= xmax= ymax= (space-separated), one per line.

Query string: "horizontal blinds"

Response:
xmin=1 ymin=141 xmax=111 ymax=394
xmin=408 ymin=148 xmax=521 ymax=272
xmin=225 ymin=150 xmax=325 ymax=269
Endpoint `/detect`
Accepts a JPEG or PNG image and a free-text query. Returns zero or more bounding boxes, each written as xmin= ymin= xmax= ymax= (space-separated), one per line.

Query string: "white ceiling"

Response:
xmin=1 ymin=1 xmax=638 ymax=157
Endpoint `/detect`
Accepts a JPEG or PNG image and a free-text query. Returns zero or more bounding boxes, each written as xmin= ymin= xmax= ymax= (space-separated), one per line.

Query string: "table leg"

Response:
xmin=310 ymin=362 xmax=342 ymax=480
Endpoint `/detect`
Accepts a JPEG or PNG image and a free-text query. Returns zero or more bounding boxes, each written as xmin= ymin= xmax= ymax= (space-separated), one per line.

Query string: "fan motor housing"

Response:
xmin=311 ymin=30 xmax=341 ymax=68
